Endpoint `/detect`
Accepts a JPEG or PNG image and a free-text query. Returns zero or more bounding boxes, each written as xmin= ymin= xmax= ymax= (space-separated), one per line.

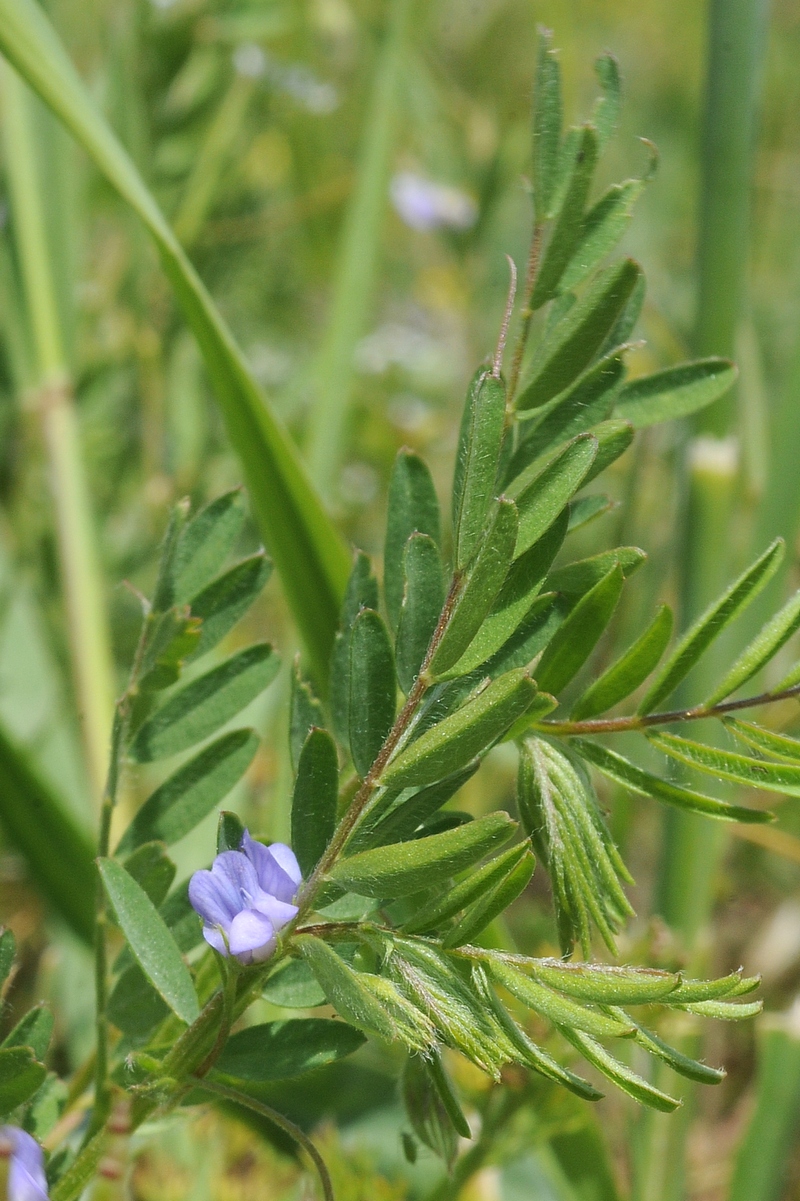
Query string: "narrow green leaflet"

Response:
xmin=568 ymin=494 xmax=616 ymax=531
xmin=583 ymin=419 xmax=634 ymax=484
xmin=291 ymin=729 xmax=339 ymax=877
xmin=648 ymin=731 xmax=800 ymax=798
xmin=382 ymin=670 xmax=538 ymax=788
xmin=108 ymin=964 xmax=169 ymax=1039
xmin=171 ymin=490 xmax=246 ymax=605
xmin=330 ymin=553 xmax=379 ymax=746
xmin=0 ymin=0 xmax=351 ymax=685
xmin=187 ymin=553 xmax=272 ymax=661
xmin=678 ymin=999 xmax=762 ymax=1021
xmin=289 ymin=658 xmax=325 ymax=772
xmin=116 ymin=730 xmax=259 ymax=853
xmin=559 ymin=1028 xmax=680 ymax=1112
xmin=443 ymin=848 xmax=534 ymax=947
xmin=403 ymin=843 xmax=531 ymax=934
xmin=402 ymin=1054 xmax=458 ymax=1166
xmin=98 ymin=858 xmax=200 ymax=1025
xmin=574 ymin=738 xmax=771 ymax=823
xmin=592 ymin=52 xmax=621 ymax=148
xmin=0 ymin=725 xmax=95 ymax=943
xmin=452 ymin=370 xmax=507 ymax=569
xmin=615 ymin=359 xmax=738 ymax=429
xmin=439 ymin=515 xmax=567 ymax=680
xmin=705 ymin=588 xmax=800 ymax=705
xmin=507 ymin=353 xmax=624 ymax=483
xmin=571 ymin=604 xmax=673 ymax=719
xmin=429 ymin=500 xmax=519 ymax=676
xmin=668 ymin=972 xmax=759 ymax=1004
xmin=532 ymin=125 xmax=598 ymax=307
xmin=262 ymin=958 xmax=327 ymax=1009
xmin=0 ymin=1047 xmax=47 ymax=1118
xmin=520 ymin=957 xmax=679 ymax=1005
xmin=486 ymin=958 xmax=633 ymax=1039
xmin=0 ymin=930 xmax=14 ymax=990
xmin=349 ymin=610 xmax=396 ymax=777
xmin=516 ymin=259 xmax=642 ymax=411
xmin=532 ymin=26 xmax=562 ymax=218
xmin=217 ymin=810 xmax=246 ymax=854
xmin=355 ymin=762 xmax=480 ymax=852
xmin=724 ymin=719 xmax=800 ymax=764
xmin=560 ymin=178 xmax=645 ymax=294
xmin=511 ymin=435 xmax=598 ymax=556
xmin=122 ymin=843 xmax=176 ymax=908
xmin=384 ymin=450 xmax=441 ymax=630
xmin=329 ymin=812 xmax=516 ymax=897
xmin=396 ymin=534 xmax=445 ymax=693
xmin=215 ymin=1019 xmax=365 ymax=1082
xmin=546 ymin=546 xmax=646 ymax=597
xmin=601 ymin=271 xmax=646 ymax=356
xmin=132 ymin=644 xmax=280 ymax=762
xmin=639 ymin=540 xmax=784 ymax=714
xmin=536 ymin=565 xmax=624 ymax=695
xmin=2 ymin=1006 xmax=53 ymax=1060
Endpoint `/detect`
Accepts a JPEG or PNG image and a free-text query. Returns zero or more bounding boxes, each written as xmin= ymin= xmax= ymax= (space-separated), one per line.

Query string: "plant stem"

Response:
xmin=506 ymin=223 xmax=544 ymax=406
xmin=0 ymin=63 xmax=116 ymax=807
xmin=192 ymin=1080 xmax=334 ymax=1201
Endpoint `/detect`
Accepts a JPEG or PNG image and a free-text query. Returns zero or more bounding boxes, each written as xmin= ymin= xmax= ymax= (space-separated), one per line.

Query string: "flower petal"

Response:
xmin=211 ymin=850 xmax=260 ymax=906
xmin=242 ymin=832 xmax=301 ymax=902
xmin=201 ymin=924 xmax=228 ymax=956
xmin=252 ymin=892 xmax=298 ymax=932
xmin=227 ymin=909 xmax=275 ymax=964
xmin=188 ymin=870 xmax=236 ymax=927
xmin=2 ymin=1127 xmax=49 ymax=1201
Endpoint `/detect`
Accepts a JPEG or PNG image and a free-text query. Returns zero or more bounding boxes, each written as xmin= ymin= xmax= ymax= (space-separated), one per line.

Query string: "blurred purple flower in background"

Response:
xmin=390 ymin=172 xmax=477 ymax=232
xmin=189 ymin=833 xmax=302 ymax=965
xmin=0 ymin=1126 xmax=49 ymax=1201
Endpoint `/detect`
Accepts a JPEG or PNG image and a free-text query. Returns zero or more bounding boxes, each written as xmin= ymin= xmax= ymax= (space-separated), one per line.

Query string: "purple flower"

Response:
xmin=0 ymin=1126 xmax=49 ymax=1201
xmin=188 ymin=832 xmax=302 ymax=965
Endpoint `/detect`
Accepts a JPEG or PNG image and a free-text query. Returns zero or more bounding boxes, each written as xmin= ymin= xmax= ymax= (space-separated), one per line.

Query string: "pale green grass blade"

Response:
xmin=0 ymin=0 xmax=350 ymax=686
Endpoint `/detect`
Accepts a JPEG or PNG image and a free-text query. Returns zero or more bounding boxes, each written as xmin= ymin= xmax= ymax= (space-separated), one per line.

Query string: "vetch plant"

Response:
xmin=0 ymin=19 xmax=796 ymax=1201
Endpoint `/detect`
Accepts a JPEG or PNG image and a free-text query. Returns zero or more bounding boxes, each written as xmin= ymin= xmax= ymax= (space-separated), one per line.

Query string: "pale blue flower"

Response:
xmin=390 ymin=172 xmax=477 ymax=232
xmin=188 ymin=832 xmax=301 ymax=965
xmin=0 ymin=1126 xmax=49 ymax=1201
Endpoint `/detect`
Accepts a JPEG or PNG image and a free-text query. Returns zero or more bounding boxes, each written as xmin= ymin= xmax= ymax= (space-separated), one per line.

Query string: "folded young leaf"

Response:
xmin=171 ymin=490 xmax=247 ymax=605
xmin=568 ymin=494 xmax=616 ymax=532
xmin=292 ymin=729 xmax=339 ymax=877
xmin=559 ymin=1028 xmax=681 ymax=1112
xmin=217 ymin=810 xmax=246 ymax=854
xmin=429 ymin=500 xmax=520 ymax=677
xmin=290 ymin=657 xmax=325 ymax=773
xmin=214 ymin=1019 xmax=365 ymax=1082
xmin=98 ymin=858 xmax=199 ymax=1026
xmin=667 ymin=972 xmax=760 ymax=1004
xmin=560 ymin=177 xmax=645 ymax=294
xmin=487 ymin=957 xmax=634 ymax=1039
xmin=615 ymin=359 xmax=737 ymax=429
xmin=512 ymin=434 xmax=598 ymax=556
xmin=297 ymin=935 xmax=434 ymax=1051
xmin=513 ymin=956 xmax=680 ymax=1005
xmin=0 ymin=1047 xmax=48 ymax=1119
xmin=471 ymin=965 xmax=603 ymax=1100
xmin=137 ymin=606 xmax=201 ymax=692
xmin=647 ymin=731 xmax=800 ymax=797
xmin=536 ymin=565 xmax=624 ymax=696
xmin=452 ymin=370 xmax=507 ymax=570
xmin=396 ymin=534 xmax=445 ymax=693
xmin=546 ymin=547 xmax=647 ymax=597
xmin=349 ymin=610 xmax=397 ymax=777
xmin=329 ymin=812 xmax=516 ymax=897
xmin=443 ymin=848 xmax=534 ymax=947
xmin=626 ymin=1020 xmax=725 ymax=1085
xmin=131 ymin=644 xmax=280 ymax=763
xmin=516 ymin=259 xmax=642 ymax=411
xmin=384 ymin=450 xmax=441 ymax=631
xmin=507 ymin=353 xmax=624 ymax=484
xmin=382 ymin=670 xmax=538 ymax=788
xmin=574 ymin=738 xmax=772 ymax=823
xmin=676 ymin=999 xmax=762 ymax=1021
xmin=402 ymin=843 xmax=530 ymax=934
xmin=704 ymin=588 xmax=800 ymax=705
xmin=639 ymin=539 xmax=784 ymax=714
xmin=116 ymin=730 xmax=259 ymax=853
xmin=571 ymin=604 xmax=673 ymax=719
xmin=532 ymin=125 xmax=598 ymax=307
xmin=532 ymin=27 xmax=563 ymax=219
xmin=187 ymin=553 xmax=272 ymax=661
xmin=724 ymin=719 xmax=800 ymax=764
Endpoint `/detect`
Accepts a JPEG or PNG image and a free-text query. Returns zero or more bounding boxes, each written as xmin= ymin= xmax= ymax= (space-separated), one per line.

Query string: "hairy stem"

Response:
xmin=506 ymin=222 xmax=544 ymax=405
xmin=192 ymin=1080 xmax=334 ymax=1201
xmin=537 ymin=681 xmax=800 ymax=738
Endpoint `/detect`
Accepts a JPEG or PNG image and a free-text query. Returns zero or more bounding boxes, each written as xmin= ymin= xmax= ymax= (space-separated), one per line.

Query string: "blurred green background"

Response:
xmin=1 ymin=0 xmax=800 ymax=1197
